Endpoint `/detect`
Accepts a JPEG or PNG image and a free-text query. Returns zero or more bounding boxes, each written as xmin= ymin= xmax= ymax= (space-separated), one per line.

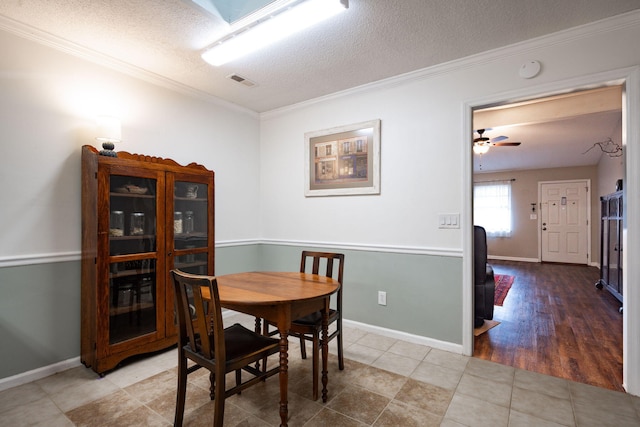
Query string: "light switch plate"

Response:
xmin=438 ymin=213 xmax=460 ymax=229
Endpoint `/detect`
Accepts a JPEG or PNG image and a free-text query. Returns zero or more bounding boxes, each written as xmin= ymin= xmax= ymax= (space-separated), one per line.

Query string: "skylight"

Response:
xmin=200 ymin=0 xmax=348 ymax=66
xmin=191 ymin=0 xmax=283 ymax=25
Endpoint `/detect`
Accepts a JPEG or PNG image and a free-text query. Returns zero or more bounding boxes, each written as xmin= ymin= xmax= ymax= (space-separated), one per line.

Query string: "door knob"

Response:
xmin=542 ymin=227 xmax=547 ymax=231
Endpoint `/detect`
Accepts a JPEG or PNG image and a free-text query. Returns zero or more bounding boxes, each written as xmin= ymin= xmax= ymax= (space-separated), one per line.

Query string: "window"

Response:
xmin=474 ymin=180 xmax=512 ymax=237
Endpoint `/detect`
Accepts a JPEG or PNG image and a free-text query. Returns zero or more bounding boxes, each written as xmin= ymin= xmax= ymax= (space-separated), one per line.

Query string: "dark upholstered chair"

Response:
xmin=171 ymin=270 xmax=280 ymax=427
xmin=263 ymin=251 xmax=345 ymax=400
xmin=474 ymin=226 xmax=496 ymax=327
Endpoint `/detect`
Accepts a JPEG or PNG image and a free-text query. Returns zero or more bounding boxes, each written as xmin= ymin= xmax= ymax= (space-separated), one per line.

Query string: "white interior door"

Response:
xmin=540 ymin=180 xmax=590 ymax=264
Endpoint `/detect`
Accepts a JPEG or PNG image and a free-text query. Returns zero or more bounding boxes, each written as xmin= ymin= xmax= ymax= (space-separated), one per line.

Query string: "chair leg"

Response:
xmin=255 ymin=317 xmax=262 ymax=372
xmin=299 ymin=335 xmax=307 ymax=359
xmin=209 ymin=372 xmax=215 ymax=400
xmin=213 ymin=367 xmax=225 ymax=427
xmin=312 ymin=331 xmax=319 ymax=401
xmin=262 ymin=320 xmax=269 ymax=373
xmin=337 ymin=323 xmax=344 ymax=371
xmin=174 ymin=352 xmax=188 ymax=427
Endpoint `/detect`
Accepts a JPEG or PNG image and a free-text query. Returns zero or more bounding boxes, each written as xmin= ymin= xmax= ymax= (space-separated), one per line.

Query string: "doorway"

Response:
xmin=467 ymin=80 xmax=628 ymax=390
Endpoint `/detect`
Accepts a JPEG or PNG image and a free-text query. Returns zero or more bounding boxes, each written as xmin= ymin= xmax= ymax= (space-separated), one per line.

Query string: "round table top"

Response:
xmin=216 ymin=271 xmax=340 ymax=306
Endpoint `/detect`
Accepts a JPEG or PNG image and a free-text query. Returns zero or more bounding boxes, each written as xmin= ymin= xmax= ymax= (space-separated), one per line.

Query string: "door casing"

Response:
xmin=463 ymin=66 xmax=640 ymax=396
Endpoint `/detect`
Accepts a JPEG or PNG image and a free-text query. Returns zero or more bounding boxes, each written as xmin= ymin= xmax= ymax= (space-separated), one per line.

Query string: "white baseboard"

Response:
xmin=0 ymin=319 xmax=463 ymax=392
xmin=343 ymin=319 xmax=463 ymax=354
xmin=487 ymin=255 xmax=539 ymax=263
xmin=488 ymin=255 xmax=601 ymax=268
xmin=0 ymin=357 xmax=82 ymax=392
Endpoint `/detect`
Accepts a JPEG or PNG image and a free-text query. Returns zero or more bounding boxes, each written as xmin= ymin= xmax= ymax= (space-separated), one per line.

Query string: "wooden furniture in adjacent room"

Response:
xmin=215 ymin=271 xmax=341 ymax=427
xmin=170 ymin=270 xmax=280 ymax=427
xmin=81 ymin=145 xmax=214 ymax=375
xmin=596 ymin=190 xmax=623 ymax=307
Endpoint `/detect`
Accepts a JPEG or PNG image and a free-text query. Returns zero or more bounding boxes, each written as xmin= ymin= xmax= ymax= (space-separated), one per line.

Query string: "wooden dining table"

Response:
xmin=215 ymin=271 xmax=341 ymax=427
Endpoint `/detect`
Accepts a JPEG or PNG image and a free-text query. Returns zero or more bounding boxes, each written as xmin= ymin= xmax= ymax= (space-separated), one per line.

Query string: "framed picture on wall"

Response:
xmin=305 ymin=119 xmax=381 ymax=196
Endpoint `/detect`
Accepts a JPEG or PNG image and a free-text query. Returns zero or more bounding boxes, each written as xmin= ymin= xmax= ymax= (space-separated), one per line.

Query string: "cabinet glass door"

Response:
xmin=173 ymin=180 xmax=209 ymax=275
xmin=601 ymin=221 xmax=610 ymax=285
xmin=608 ymin=218 xmax=620 ymax=292
xmin=108 ymin=175 xmax=158 ymax=345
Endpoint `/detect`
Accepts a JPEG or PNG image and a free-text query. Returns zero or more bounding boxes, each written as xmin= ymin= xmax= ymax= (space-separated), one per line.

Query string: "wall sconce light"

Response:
xmin=96 ymin=116 xmax=122 ymax=157
xmin=201 ymin=0 xmax=348 ymax=66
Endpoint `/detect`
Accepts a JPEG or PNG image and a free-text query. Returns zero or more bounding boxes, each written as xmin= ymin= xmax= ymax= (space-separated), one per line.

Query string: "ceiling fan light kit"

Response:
xmin=473 ymin=128 xmax=522 ymax=155
xmin=473 ymin=143 xmax=490 ymax=155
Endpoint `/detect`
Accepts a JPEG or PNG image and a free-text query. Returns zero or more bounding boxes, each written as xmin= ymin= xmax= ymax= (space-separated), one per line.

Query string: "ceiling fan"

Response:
xmin=473 ymin=128 xmax=521 ymax=154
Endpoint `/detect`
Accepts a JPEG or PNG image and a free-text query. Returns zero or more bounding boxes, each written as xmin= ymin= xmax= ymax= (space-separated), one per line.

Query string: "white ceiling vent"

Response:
xmin=226 ymin=73 xmax=257 ymax=87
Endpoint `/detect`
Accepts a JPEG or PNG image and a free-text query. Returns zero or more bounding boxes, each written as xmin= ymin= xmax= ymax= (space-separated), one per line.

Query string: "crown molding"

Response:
xmin=261 ymin=9 xmax=640 ymax=119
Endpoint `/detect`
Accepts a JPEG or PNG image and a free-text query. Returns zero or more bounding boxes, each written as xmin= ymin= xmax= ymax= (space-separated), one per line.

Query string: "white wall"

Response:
xmin=0 ymin=28 xmax=262 ymax=381
xmin=260 ymin=79 xmax=466 ymax=249
xmin=0 ymin=30 xmax=261 ymax=262
xmin=258 ymin=12 xmax=640 ymax=394
xmin=259 ymin=15 xmax=640 ymax=250
xmin=597 ymin=118 xmax=625 ymax=196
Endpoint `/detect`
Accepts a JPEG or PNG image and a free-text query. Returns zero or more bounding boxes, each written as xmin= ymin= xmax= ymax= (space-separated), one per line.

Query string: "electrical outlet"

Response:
xmin=378 ymin=291 xmax=387 ymax=306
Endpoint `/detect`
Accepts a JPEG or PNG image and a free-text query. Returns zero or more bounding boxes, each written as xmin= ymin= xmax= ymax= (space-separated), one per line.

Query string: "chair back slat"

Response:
xmin=171 ymin=270 xmax=225 ymax=365
xmin=300 ymin=251 xmax=345 ymax=311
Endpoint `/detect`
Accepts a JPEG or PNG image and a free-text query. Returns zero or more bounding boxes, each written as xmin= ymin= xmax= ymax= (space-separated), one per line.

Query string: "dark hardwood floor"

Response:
xmin=474 ymin=260 xmax=624 ymax=392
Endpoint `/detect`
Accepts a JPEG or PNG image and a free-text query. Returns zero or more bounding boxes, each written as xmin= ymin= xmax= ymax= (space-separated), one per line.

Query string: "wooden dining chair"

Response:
xmin=263 ymin=251 xmax=345 ymax=400
xmin=171 ymin=270 xmax=280 ymax=427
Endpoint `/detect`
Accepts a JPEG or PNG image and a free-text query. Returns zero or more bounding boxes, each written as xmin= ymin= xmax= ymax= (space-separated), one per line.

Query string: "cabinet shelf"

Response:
xmin=110 ymin=302 xmax=155 ymax=316
xmin=175 ymin=232 xmax=207 ymax=239
xmin=110 ymin=192 xmax=155 ymax=199
xmin=175 ymin=196 xmax=207 ymax=202
xmin=109 ymin=269 xmax=156 ymax=279
xmin=110 ymin=234 xmax=156 ymax=241
xmin=174 ymin=261 xmax=207 ymax=269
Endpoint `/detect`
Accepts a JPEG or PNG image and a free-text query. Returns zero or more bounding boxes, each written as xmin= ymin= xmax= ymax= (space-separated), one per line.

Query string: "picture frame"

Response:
xmin=305 ymin=119 xmax=381 ymax=197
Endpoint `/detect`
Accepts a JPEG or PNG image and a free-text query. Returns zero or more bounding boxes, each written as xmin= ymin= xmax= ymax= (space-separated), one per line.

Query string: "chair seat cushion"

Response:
xmin=292 ymin=309 xmax=338 ymax=327
xmin=224 ymin=323 xmax=279 ymax=362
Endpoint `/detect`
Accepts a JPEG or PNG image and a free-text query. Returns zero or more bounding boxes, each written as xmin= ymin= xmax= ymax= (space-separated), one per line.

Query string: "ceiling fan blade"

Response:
xmin=490 ymin=135 xmax=509 ymax=143
xmin=493 ymin=142 xmax=521 ymax=146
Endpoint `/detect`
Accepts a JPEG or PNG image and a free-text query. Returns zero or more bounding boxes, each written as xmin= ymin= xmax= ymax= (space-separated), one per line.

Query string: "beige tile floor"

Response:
xmin=2 ymin=312 xmax=640 ymax=426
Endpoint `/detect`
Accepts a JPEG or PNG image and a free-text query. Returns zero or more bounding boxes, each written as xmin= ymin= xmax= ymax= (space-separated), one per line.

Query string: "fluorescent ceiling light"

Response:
xmin=202 ymin=0 xmax=348 ymax=66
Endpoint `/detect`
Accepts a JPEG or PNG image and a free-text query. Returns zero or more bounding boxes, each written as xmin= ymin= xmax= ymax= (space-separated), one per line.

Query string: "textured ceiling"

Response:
xmin=473 ymin=86 xmax=623 ymax=173
xmin=0 ymin=0 xmax=637 ymax=172
xmin=1 ymin=0 xmax=639 ymax=113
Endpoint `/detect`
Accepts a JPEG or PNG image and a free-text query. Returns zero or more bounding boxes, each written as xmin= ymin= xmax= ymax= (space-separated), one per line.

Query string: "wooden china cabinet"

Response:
xmin=596 ymin=190 xmax=623 ymax=306
xmin=81 ymin=145 xmax=214 ymax=375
